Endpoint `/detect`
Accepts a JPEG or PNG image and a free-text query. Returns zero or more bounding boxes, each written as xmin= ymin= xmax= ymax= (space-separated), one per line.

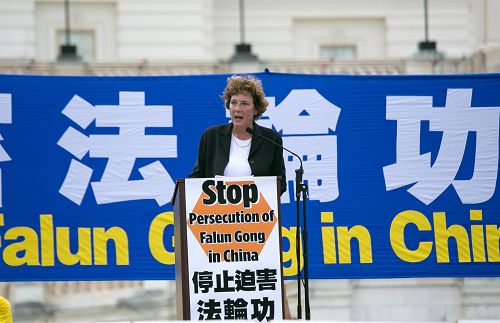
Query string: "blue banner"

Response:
xmin=0 ymin=72 xmax=498 ymax=281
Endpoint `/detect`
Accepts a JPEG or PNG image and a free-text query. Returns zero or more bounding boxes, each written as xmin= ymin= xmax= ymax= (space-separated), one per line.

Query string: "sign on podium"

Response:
xmin=172 ymin=176 xmax=285 ymax=321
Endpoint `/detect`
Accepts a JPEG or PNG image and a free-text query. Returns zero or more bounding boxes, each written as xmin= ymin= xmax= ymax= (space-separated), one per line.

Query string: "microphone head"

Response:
xmin=246 ymin=127 xmax=255 ymax=134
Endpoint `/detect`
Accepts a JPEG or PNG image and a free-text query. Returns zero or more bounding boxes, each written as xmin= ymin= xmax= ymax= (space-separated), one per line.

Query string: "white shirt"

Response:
xmin=223 ymin=134 xmax=252 ymax=176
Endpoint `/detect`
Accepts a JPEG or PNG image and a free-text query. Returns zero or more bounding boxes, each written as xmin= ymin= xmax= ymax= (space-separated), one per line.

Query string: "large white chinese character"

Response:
xmin=0 ymin=94 xmax=12 ymax=208
xmin=383 ymin=88 xmax=499 ymax=205
xmin=260 ymin=89 xmax=341 ymax=203
xmin=57 ymin=91 xmax=177 ymax=206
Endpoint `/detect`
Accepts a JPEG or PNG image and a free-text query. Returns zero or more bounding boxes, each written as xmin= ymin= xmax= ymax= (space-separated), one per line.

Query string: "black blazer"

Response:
xmin=189 ymin=122 xmax=287 ymax=195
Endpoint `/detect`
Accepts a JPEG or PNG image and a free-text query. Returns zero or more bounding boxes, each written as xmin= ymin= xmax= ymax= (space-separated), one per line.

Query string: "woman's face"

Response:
xmin=229 ymin=92 xmax=257 ymax=130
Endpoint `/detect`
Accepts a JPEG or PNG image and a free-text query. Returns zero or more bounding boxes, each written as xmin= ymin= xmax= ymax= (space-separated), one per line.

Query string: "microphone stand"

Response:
xmin=246 ymin=127 xmax=310 ymax=320
xmin=302 ymin=178 xmax=310 ymax=320
xmin=295 ymin=162 xmax=310 ymax=320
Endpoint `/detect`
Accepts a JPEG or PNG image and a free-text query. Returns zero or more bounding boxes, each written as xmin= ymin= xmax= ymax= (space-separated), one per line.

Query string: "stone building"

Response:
xmin=0 ymin=0 xmax=499 ymax=322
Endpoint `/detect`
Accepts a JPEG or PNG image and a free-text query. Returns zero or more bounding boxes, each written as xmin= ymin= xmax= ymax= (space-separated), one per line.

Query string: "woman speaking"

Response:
xmin=189 ymin=74 xmax=291 ymax=319
xmin=189 ymin=74 xmax=287 ymax=196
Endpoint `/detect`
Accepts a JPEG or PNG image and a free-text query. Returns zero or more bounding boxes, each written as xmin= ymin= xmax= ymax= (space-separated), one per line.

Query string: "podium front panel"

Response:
xmin=182 ymin=176 xmax=284 ymax=321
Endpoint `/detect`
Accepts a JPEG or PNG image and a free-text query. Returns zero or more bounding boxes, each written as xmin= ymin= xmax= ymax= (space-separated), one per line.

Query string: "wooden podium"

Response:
xmin=172 ymin=178 xmax=189 ymax=319
xmin=172 ymin=176 xmax=285 ymax=321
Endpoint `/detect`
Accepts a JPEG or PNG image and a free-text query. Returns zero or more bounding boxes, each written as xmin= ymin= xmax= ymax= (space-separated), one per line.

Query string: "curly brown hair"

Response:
xmin=222 ymin=75 xmax=269 ymax=120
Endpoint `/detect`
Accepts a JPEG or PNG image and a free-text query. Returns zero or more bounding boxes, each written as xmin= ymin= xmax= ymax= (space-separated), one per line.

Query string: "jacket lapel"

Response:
xmin=213 ymin=123 xmax=232 ymax=176
xmin=249 ymin=122 xmax=263 ymax=158
xmin=220 ymin=123 xmax=232 ymax=155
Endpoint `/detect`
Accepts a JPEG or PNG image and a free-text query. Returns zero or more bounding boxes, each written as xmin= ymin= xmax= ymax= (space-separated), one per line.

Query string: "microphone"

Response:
xmin=246 ymin=127 xmax=303 ymax=181
xmin=247 ymin=126 xmax=310 ymax=320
